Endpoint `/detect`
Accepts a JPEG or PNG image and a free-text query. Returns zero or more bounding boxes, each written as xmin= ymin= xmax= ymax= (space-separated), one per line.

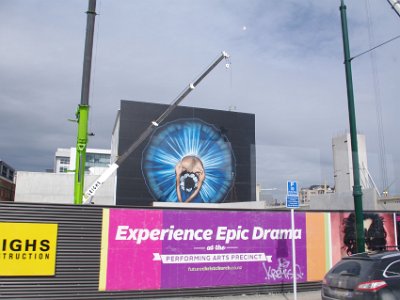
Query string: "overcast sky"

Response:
xmin=1 ymin=0 xmax=399 ymax=196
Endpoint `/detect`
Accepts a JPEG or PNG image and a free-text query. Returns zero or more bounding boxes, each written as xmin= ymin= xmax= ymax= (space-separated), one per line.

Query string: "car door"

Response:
xmin=383 ymin=259 xmax=400 ymax=298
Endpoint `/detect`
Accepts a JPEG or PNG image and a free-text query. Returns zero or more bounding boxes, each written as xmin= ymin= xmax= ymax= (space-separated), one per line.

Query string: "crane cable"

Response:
xmin=365 ymin=0 xmax=389 ymax=194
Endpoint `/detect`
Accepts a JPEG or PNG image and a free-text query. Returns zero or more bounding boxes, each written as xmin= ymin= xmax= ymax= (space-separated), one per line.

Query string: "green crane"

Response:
xmin=74 ymin=0 xmax=97 ymax=205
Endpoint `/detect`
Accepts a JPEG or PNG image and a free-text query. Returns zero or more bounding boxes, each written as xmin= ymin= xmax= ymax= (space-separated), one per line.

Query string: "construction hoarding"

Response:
xmin=99 ymin=209 xmax=396 ymax=291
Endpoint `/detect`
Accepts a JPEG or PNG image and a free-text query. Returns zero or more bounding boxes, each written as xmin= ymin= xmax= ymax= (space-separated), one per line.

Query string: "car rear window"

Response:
xmin=331 ymin=260 xmax=361 ymax=275
xmin=331 ymin=259 xmax=375 ymax=277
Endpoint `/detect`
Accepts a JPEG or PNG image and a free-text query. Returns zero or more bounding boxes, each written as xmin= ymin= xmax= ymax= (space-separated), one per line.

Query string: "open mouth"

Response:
xmin=180 ymin=172 xmax=199 ymax=192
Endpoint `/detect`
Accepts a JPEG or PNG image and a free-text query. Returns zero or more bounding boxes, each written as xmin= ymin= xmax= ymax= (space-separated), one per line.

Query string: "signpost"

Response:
xmin=286 ymin=180 xmax=299 ymax=300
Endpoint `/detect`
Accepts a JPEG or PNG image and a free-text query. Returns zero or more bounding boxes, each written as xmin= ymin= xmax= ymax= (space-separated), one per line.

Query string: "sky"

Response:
xmin=1 ymin=0 xmax=399 ymax=198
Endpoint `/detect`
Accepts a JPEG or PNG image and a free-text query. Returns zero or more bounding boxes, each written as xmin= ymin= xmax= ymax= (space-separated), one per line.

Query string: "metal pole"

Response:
xmin=291 ymin=208 xmax=297 ymax=300
xmin=339 ymin=0 xmax=365 ymax=253
xmin=74 ymin=0 xmax=97 ymax=205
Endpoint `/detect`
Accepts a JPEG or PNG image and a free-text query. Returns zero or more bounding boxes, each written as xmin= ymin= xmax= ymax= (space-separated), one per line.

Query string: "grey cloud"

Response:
xmin=0 ymin=0 xmax=398 ymax=195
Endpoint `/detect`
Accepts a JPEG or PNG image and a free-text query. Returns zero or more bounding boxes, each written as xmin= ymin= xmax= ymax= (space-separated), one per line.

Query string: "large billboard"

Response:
xmin=100 ymin=209 xmax=307 ymax=290
xmin=99 ymin=209 xmax=332 ymax=291
xmin=115 ymin=100 xmax=256 ymax=206
xmin=98 ymin=209 xmax=397 ymax=292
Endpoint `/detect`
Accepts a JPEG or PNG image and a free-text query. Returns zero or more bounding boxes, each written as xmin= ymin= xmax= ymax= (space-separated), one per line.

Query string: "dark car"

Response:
xmin=322 ymin=250 xmax=400 ymax=300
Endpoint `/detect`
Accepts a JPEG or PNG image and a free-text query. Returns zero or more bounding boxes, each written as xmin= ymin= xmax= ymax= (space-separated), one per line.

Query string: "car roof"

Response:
xmin=343 ymin=250 xmax=400 ymax=261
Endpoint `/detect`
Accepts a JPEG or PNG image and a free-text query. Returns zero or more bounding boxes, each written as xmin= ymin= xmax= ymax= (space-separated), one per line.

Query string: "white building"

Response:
xmin=15 ymin=171 xmax=115 ymax=205
xmin=332 ymin=133 xmax=370 ymax=193
xmin=54 ymin=148 xmax=111 ymax=175
xmin=300 ymin=184 xmax=334 ymax=204
xmin=309 ymin=133 xmax=399 ymax=210
xmin=15 ymin=147 xmax=114 ymax=205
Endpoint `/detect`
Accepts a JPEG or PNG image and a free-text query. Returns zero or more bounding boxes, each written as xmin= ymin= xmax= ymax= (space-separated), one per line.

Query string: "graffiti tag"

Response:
xmin=263 ymin=258 xmax=304 ymax=281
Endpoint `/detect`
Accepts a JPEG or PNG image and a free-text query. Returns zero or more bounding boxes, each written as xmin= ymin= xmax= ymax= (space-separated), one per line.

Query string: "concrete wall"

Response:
xmin=14 ymin=171 xmax=115 ymax=205
xmin=376 ymin=196 xmax=400 ymax=211
xmin=309 ymin=188 xmax=379 ymax=210
xmin=332 ymin=134 xmax=369 ymax=193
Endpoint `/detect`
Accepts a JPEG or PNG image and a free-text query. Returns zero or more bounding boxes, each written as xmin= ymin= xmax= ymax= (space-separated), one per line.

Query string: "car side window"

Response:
xmin=384 ymin=260 xmax=400 ymax=277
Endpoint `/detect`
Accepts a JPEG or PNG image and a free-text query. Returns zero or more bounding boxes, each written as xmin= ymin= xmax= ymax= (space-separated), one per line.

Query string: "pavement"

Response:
xmin=158 ymin=290 xmax=321 ymax=300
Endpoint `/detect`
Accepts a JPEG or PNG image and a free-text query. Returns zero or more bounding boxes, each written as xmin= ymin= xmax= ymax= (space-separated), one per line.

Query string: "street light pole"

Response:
xmin=339 ymin=0 xmax=365 ymax=253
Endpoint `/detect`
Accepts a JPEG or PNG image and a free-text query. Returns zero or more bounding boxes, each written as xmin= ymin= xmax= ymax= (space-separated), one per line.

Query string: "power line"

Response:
xmin=350 ymin=33 xmax=400 ymax=61
xmin=365 ymin=0 xmax=389 ymax=193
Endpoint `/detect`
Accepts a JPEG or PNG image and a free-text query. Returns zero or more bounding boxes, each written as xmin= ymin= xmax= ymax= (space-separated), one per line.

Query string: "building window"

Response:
xmin=2 ymin=166 xmax=8 ymax=177
xmin=59 ymin=157 xmax=70 ymax=165
xmin=86 ymin=153 xmax=110 ymax=170
xmin=59 ymin=167 xmax=68 ymax=173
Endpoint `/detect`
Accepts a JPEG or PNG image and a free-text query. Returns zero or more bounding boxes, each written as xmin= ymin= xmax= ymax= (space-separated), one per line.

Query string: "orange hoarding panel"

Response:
xmin=306 ymin=212 xmax=329 ymax=281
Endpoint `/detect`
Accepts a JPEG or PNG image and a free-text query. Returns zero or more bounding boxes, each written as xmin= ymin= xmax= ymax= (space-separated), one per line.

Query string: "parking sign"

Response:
xmin=286 ymin=181 xmax=299 ymax=208
xmin=287 ymin=181 xmax=298 ymax=195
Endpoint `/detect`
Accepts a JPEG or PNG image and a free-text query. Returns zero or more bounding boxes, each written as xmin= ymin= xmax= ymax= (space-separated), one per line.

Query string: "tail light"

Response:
xmin=356 ymin=280 xmax=388 ymax=292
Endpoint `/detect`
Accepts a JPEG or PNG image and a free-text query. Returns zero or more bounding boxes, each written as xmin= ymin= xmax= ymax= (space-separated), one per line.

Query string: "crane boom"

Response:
xmin=83 ymin=51 xmax=230 ymax=204
xmin=387 ymin=0 xmax=400 ymax=17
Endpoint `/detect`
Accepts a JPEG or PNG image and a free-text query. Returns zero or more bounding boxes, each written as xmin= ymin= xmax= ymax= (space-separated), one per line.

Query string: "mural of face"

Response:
xmin=142 ymin=119 xmax=235 ymax=203
xmin=175 ymin=156 xmax=205 ymax=203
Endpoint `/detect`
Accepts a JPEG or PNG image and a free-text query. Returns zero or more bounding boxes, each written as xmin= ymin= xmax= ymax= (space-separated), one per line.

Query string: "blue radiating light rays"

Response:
xmin=142 ymin=119 xmax=236 ymax=203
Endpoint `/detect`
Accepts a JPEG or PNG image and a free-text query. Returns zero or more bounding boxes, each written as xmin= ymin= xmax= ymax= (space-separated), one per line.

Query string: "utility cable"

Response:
xmin=350 ymin=33 xmax=400 ymax=61
xmin=365 ymin=0 xmax=389 ymax=193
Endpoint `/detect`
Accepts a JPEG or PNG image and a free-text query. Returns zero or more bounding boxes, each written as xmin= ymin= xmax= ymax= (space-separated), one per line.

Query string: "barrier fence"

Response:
xmin=1 ymin=202 xmax=397 ymax=299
